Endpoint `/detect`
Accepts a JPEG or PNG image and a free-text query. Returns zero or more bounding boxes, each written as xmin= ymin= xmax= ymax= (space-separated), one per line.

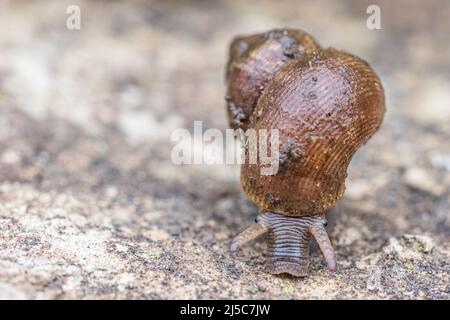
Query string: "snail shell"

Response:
xmin=241 ymin=48 xmax=385 ymax=215
xmin=226 ymin=28 xmax=320 ymax=130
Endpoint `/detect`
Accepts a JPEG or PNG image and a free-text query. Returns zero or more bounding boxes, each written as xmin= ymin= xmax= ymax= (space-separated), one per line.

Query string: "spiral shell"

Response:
xmin=226 ymin=29 xmax=320 ymax=129
xmin=228 ymin=30 xmax=386 ymax=216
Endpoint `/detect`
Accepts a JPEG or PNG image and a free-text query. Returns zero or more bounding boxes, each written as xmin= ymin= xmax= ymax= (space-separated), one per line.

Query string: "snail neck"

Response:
xmin=262 ymin=212 xmax=331 ymax=277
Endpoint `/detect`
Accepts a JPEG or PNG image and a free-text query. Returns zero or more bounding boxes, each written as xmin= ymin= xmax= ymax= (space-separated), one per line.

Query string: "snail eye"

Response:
xmin=255 ymin=217 xmax=260 ymax=223
xmin=323 ymin=220 xmax=328 ymax=227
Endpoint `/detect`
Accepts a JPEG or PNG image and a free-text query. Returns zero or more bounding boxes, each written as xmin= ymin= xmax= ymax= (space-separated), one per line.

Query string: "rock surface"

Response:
xmin=0 ymin=0 xmax=449 ymax=299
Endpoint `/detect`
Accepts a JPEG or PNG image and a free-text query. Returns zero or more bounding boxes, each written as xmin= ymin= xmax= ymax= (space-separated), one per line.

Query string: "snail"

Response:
xmin=225 ymin=28 xmax=385 ymax=276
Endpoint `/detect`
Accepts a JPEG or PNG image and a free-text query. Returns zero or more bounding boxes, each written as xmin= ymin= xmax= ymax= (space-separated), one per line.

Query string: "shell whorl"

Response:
xmin=226 ymin=28 xmax=320 ymax=129
xmin=227 ymin=29 xmax=386 ymax=216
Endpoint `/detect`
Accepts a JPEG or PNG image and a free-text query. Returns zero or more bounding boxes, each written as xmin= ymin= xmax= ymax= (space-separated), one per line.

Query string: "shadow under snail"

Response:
xmin=225 ymin=28 xmax=386 ymax=276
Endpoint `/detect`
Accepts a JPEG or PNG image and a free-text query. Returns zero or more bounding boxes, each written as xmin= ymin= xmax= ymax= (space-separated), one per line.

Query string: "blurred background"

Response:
xmin=0 ymin=0 xmax=448 ymax=299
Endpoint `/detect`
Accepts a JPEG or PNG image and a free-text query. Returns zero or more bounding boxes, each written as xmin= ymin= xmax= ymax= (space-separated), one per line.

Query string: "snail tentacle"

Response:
xmin=230 ymin=212 xmax=269 ymax=252
xmin=310 ymin=222 xmax=337 ymax=271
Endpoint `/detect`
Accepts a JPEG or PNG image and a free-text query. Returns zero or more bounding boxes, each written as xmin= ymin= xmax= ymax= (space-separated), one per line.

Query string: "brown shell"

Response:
xmin=225 ymin=28 xmax=320 ymax=130
xmin=235 ymin=41 xmax=385 ymax=216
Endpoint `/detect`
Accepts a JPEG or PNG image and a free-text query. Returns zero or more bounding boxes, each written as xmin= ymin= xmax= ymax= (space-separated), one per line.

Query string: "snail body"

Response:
xmin=226 ymin=29 xmax=385 ymax=276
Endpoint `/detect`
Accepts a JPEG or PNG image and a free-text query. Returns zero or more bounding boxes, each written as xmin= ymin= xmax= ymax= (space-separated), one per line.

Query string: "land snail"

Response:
xmin=225 ymin=28 xmax=385 ymax=276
